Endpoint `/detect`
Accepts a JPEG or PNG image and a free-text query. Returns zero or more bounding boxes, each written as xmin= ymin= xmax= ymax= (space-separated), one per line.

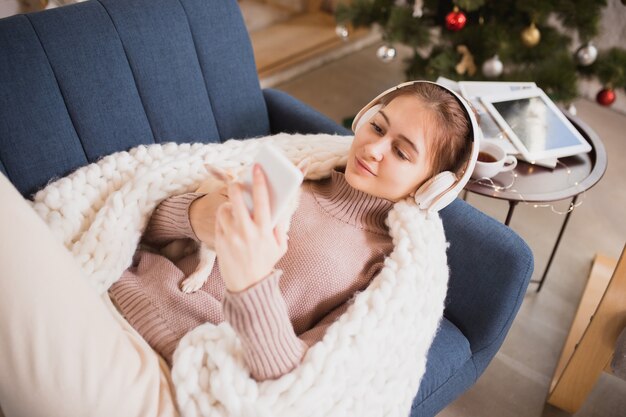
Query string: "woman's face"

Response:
xmin=345 ymin=95 xmax=435 ymax=202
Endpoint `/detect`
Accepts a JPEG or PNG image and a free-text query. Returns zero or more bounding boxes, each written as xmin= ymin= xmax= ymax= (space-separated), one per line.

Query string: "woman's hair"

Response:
xmin=378 ymin=82 xmax=473 ymax=178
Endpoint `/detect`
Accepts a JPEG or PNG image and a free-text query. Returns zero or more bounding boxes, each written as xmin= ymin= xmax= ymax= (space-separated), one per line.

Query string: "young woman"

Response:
xmin=108 ymin=81 xmax=474 ymax=381
xmin=0 ymin=81 xmax=476 ymax=417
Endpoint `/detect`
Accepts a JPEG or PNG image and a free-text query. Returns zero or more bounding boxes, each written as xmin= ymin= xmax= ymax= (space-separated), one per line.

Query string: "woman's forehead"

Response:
xmin=382 ymin=97 xmax=437 ymax=142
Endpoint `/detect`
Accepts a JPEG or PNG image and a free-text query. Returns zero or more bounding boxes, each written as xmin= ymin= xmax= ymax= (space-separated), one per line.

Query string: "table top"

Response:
xmin=464 ymin=111 xmax=608 ymax=203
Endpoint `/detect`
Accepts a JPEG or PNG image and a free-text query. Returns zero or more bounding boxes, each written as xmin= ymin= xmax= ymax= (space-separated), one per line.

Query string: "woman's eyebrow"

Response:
xmin=379 ymin=110 xmax=419 ymax=154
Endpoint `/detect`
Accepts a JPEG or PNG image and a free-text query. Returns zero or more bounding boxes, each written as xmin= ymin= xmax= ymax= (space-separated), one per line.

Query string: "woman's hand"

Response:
xmin=189 ymin=187 xmax=229 ymax=246
xmin=215 ymin=164 xmax=289 ymax=293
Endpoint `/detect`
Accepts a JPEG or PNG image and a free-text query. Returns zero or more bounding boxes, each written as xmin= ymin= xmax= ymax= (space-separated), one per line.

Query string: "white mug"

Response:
xmin=471 ymin=141 xmax=517 ymax=179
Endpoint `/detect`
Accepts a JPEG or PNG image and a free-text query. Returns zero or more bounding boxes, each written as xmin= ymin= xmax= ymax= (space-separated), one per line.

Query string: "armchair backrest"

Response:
xmin=0 ymin=0 xmax=268 ymax=198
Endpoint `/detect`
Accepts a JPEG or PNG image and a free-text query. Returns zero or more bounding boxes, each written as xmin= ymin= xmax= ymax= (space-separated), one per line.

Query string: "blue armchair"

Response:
xmin=0 ymin=0 xmax=533 ymax=415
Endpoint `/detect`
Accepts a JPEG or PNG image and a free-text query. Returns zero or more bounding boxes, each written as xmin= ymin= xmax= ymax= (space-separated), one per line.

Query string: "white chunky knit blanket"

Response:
xmin=30 ymin=133 xmax=450 ymax=417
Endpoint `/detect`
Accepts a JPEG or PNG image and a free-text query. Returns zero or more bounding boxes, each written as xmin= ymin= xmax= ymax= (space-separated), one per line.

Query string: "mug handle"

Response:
xmin=501 ymin=155 xmax=517 ymax=172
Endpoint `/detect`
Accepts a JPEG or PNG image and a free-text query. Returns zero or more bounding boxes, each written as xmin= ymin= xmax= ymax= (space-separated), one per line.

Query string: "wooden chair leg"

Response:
xmin=547 ymin=247 xmax=626 ymax=413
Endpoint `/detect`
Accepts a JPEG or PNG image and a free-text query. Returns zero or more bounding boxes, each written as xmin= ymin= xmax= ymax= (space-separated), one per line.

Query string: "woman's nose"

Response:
xmin=363 ymin=137 xmax=388 ymax=161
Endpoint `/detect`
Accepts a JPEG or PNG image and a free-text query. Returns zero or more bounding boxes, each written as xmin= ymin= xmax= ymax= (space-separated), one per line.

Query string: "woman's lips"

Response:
xmin=355 ymin=156 xmax=376 ymax=176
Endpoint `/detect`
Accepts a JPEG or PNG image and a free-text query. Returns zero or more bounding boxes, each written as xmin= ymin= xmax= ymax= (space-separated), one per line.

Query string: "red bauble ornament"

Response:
xmin=596 ymin=88 xmax=616 ymax=106
xmin=445 ymin=6 xmax=466 ymax=31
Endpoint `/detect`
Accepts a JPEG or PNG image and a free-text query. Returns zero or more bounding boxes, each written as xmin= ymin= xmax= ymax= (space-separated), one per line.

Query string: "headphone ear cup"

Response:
xmin=353 ymin=104 xmax=382 ymax=133
xmin=413 ymin=171 xmax=457 ymax=211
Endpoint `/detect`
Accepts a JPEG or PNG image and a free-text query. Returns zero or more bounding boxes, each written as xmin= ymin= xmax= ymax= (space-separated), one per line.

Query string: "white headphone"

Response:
xmin=351 ymin=80 xmax=480 ymax=213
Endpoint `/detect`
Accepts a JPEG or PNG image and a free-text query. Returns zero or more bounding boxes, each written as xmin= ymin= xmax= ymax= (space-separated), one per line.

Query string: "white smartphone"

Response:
xmin=240 ymin=143 xmax=304 ymax=226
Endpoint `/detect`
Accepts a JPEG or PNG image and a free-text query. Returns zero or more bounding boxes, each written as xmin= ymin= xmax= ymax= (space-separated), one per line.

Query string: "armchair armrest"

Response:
xmin=262 ymin=88 xmax=352 ymax=135
xmin=440 ymin=198 xmax=534 ymax=375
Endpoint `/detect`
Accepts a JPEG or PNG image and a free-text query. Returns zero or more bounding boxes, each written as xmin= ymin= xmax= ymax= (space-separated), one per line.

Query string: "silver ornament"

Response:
xmin=376 ymin=44 xmax=397 ymax=63
xmin=482 ymin=55 xmax=503 ymax=78
xmin=576 ymin=42 xmax=598 ymax=66
xmin=335 ymin=25 xmax=349 ymax=40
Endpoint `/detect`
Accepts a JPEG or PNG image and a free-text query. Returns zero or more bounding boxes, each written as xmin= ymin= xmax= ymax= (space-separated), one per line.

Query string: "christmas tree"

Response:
xmin=335 ymin=0 xmax=626 ymax=106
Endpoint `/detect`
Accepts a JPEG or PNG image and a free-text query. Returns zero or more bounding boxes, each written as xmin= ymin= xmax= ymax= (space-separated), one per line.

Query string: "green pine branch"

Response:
xmin=386 ymin=6 xmax=432 ymax=46
xmin=588 ymin=48 xmax=626 ymax=89
xmin=335 ymin=0 xmax=626 ymax=101
xmin=554 ymin=0 xmax=607 ymax=41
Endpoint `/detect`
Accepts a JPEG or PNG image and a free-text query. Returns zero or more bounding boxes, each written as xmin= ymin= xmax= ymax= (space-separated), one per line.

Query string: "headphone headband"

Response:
xmin=351 ymin=80 xmax=481 ymax=213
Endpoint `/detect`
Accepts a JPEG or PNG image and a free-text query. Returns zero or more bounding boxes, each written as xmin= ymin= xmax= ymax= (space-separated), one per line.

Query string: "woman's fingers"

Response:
xmin=227 ymin=181 xmax=253 ymax=228
xmin=251 ymin=164 xmax=272 ymax=228
xmin=214 ymin=167 xmax=289 ymax=293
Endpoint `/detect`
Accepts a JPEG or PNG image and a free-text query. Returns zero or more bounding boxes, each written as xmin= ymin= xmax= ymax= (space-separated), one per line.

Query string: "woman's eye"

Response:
xmin=370 ymin=122 xmax=383 ymax=134
xmin=394 ymin=147 xmax=409 ymax=161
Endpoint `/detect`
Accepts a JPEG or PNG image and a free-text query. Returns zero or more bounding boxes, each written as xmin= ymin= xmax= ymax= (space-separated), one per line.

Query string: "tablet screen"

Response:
xmin=491 ymin=96 xmax=582 ymax=153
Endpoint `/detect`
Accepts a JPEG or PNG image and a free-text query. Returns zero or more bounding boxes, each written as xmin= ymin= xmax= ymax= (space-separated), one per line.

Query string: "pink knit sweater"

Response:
xmin=109 ymin=170 xmax=393 ymax=381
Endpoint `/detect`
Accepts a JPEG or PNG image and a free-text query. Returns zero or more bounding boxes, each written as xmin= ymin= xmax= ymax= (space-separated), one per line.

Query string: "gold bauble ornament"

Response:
xmin=521 ymin=22 xmax=541 ymax=47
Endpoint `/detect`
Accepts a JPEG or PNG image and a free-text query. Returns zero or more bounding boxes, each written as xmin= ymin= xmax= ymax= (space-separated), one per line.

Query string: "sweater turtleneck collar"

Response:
xmin=308 ymin=170 xmax=394 ymax=235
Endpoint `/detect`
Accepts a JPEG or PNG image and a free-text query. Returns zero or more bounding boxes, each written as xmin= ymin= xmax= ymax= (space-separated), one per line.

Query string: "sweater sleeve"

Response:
xmin=222 ymin=270 xmax=308 ymax=381
xmin=141 ymin=192 xmax=206 ymax=247
xmin=222 ymin=270 xmax=353 ymax=381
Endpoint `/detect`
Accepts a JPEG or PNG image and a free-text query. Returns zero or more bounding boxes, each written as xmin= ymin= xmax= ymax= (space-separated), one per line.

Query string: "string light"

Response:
xmin=468 ymin=160 xmax=586 ymax=215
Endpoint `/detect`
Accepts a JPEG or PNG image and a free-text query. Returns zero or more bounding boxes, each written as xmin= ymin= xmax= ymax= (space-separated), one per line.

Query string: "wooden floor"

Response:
xmin=272 ymin=42 xmax=626 ymax=417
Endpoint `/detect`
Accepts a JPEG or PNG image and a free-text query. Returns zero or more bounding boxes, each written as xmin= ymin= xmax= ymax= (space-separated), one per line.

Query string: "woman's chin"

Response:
xmin=345 ymin=168 xmax=369 ymax=192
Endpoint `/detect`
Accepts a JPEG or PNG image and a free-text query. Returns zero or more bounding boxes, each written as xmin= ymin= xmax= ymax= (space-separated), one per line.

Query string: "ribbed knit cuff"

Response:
xmin=143 ymin=192 xmax=206 ymax=245
xmin=223 ymin=270 xmax=306 ymax=381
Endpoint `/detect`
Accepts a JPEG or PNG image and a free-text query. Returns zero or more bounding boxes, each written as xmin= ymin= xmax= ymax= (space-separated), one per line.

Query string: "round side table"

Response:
xmin=464 ymin=111 xmax=608 ymax=292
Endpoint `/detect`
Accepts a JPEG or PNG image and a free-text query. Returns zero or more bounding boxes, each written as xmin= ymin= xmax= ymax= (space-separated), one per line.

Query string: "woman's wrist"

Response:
xmin=225 ymin=268 xmax=278 ymax=294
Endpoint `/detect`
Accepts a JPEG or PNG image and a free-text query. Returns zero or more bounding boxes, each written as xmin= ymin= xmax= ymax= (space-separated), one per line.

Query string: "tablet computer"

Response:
xmin=458 ymin=81 xmax=538 ymax=154
xmin=480 ymin=89 xmax=592 ymax=162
